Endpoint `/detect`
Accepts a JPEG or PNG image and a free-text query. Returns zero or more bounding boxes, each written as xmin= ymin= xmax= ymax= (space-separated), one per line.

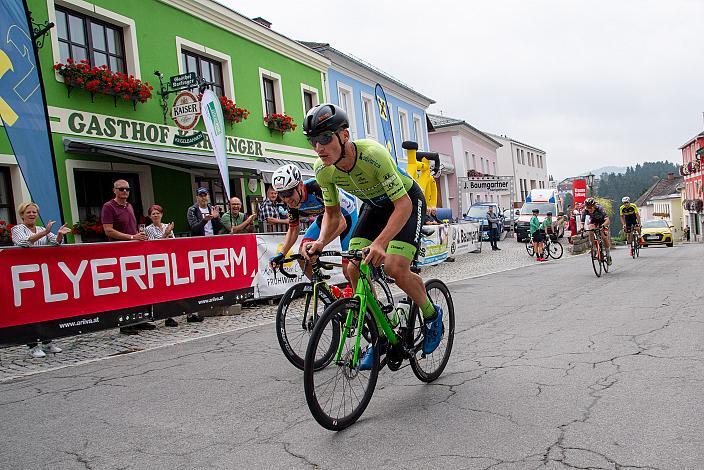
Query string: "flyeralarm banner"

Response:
xmin=0 ymin=235 xmax=257 ymax=346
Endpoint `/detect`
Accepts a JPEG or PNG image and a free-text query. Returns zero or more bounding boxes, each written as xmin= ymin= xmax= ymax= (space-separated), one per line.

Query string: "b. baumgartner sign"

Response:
xmin=461 ymin=176 xmax=512 ymax=193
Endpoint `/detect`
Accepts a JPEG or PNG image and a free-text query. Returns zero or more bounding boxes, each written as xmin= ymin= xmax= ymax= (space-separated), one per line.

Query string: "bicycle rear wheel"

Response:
xmin=408 ymin=279 xmax=455 ymax=383
xmin=304 ymin=298 xmax=379 ymax=431
xmin=591 ymin=243 xmax=602 ymax=278
xmin=602 ymin=247 xmax=610 ymax=273
xmin=525 ymin=241 xmax=534 ymax=257
xmin=276 ymin=282 xmax=337 ymax=370
xmin=548 ymin=240 xmax=563 ymax=259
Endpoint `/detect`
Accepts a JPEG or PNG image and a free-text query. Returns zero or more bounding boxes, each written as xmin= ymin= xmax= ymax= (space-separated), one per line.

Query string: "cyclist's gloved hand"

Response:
xmin=269 ymin=252 xmax=285 ymax=268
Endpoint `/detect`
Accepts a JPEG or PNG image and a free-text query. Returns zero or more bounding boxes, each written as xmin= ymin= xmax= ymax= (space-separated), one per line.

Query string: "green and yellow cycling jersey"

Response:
xmin=619 ymin=203 xmax=639 ymax=218
xmin=314 ymin=139 xmax=415 ymax=207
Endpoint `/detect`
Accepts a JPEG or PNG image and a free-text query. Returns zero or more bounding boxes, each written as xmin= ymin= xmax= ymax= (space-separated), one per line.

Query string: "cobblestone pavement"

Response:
xmin=0 ymin=236 xmax=546 ymax=381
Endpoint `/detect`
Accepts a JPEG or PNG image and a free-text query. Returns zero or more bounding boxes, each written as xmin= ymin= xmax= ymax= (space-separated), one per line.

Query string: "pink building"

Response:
xmin=428 ymin=114 xmax=502 ymax=218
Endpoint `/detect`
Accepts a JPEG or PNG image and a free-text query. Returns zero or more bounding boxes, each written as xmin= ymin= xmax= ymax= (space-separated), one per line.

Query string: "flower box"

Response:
xmin=0 ymin=220 xmax=14 ymax=245
xmin=264 ymin=113 xmax=296 ymax=133
xmin=71 ymin=215 xmax=108 ymax=243
xmin=54 ymin=59 xmax=153 ymax=108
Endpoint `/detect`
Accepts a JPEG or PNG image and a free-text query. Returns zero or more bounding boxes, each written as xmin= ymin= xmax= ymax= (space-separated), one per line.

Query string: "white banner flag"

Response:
xmin=201 ymin=89 xmax=231 ymax=201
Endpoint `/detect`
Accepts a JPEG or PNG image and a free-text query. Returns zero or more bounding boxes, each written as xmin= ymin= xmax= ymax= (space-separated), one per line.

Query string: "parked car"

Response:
xmin=640 ymin=220 xmax=674 ymax=247
xmin=464 ymin=203 xmax=505 ymax=241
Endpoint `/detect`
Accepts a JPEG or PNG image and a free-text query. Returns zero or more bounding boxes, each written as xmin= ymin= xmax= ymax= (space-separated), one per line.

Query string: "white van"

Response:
xmin=515 ymin=189 xmax=564 ymax=242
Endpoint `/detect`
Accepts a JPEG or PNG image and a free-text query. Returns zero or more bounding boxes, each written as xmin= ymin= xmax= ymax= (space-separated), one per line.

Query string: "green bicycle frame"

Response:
xmin=334 ymin=261 xmax=400 ymax=368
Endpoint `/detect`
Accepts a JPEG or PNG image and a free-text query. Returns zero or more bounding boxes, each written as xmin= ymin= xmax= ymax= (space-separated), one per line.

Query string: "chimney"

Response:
xmin=667 ymin=172 xmax=675 ymax=180
xmin=252 ymin=17 xmax=272 ymax=28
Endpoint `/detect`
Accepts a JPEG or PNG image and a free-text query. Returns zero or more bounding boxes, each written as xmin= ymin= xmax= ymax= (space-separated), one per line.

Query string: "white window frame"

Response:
xmin=48 ymin=0 xmax=141 ymax=81
xmin=412 ymin=114 xmax=424 ymax=150
xmin=300 ymin=83 xmax=319 ymax=115
xmin=360 ymin=92 xmax=377 ymax=140
xmin=259 ymin=67 xmax=284 ymax=125
xmin=65 ymin=159 xmax=153 ymax=241
xmin=336 ymin=82 xmax=356 ymax=139
xmin=176 ymin=37 xmax=235 ymax=99
xmin=472 ymin=154 xmax=477 ymax=170
xmin=397 ymin=107 xmax=410 ymax=144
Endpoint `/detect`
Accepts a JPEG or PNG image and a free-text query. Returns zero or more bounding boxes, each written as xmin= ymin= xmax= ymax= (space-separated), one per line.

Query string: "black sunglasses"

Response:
xmin=115 ymin=187 xmax=131 ymax=192
xmin=278 ymin=188 xmax=296 ymax=198
xmin=307 ymin=132 xmax=335 ymax=147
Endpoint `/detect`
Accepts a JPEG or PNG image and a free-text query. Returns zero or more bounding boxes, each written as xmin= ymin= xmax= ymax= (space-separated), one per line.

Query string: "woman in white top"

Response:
xmin=12 ymin=202 xmax=71 ymax=358
xmin=145 ymin=204 xmax=175 ymax=240
xmin=145 ymin=204 xmax=179 ymax=327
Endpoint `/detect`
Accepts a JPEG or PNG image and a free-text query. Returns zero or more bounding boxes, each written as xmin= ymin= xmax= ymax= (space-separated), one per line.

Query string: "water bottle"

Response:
xmin=393 ymin=298 xmax=412 ymax=328
xmin=330 ymin=285 xmax=342 ymax=299
xmin=342 ymin=285 xmax=354 ymax=298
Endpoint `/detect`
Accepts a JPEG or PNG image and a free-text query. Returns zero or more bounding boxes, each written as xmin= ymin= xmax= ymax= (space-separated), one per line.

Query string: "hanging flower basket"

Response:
xmin=54 ymin=59 xmax=153 ymax=108
xmin=264 ymin=113 xmax=296 ymax=133
xmin=0 ymin=220 xmax=15 ymax=246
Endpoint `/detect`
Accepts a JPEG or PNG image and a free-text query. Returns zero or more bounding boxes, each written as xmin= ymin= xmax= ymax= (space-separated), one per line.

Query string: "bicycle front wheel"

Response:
xmin=304 ymin=298 xmax=379 ymax=431
xmin=408 ymin=279 xmax=455 ymax=383
xmin=548 ymin=241 xmax=563 ymax=259
xmin=276 ymin=282 xmax=337 ymax=370
xmin=591 ymin=243 xmax=602 ymax=278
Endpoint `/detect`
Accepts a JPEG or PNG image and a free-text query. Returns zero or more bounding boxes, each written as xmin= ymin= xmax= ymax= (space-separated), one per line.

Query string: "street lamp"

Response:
xmin=585 ymin=172 xmax=595 ymax=196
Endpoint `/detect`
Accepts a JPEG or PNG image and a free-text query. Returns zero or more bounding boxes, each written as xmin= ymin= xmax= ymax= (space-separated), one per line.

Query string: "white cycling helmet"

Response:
xmin=622 ymin=196 xmax=630 ymax=203
xmin=272 ymin=164 xmax=302 ymax=192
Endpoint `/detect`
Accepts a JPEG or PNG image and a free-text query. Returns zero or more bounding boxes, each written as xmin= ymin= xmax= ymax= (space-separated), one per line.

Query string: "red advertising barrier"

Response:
xmin=0 ymin=235 xmax=258 ymax=347
xmin=573 ymin=179 xmax=587 ymax=204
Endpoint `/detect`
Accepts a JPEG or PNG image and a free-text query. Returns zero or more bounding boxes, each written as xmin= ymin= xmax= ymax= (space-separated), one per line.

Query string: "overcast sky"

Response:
xmin=222 ymin=0 xmax=703 ymax=179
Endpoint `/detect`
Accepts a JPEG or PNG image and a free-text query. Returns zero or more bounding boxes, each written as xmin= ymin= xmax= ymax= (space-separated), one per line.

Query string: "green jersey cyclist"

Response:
xmin=301 ymin=103 xmax=443 ymax=368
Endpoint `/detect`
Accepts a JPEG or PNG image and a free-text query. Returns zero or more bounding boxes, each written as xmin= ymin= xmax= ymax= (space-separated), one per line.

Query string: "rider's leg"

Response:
xmin=383 ymin=253 xmax=427 ymax=308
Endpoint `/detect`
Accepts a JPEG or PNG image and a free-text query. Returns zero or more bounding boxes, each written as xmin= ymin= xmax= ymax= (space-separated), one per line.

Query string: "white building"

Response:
xmin=486 ymin=133 xmax=549 ymax=209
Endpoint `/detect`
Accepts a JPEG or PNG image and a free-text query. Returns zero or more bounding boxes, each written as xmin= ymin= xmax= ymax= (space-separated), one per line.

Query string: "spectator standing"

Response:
xmin=259 ymin=185 xmax=289 ymax=231
xmin=101 ymin=179 xmax=154 ymax=335
xmin=486 ymin=206 xmax=501 ymax=251
xmin=12 ymin=202 xmax=71 ymax=358
xmin=684 ymin=225 xmax=690 ymax=242
xmin=221 ymin=196 xmax=256 ymax=234
xmin=187 ymin=187 xmax=224 ymax=237
xmin=144 ymin=204 xmax=180 ymax=328
xmin=185 ymin=187 xmax=223 ymax=323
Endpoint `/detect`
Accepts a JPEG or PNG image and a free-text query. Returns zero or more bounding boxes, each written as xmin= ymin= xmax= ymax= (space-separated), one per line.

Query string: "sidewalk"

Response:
xmin=0 ymin=239 xmax=538 ymax=382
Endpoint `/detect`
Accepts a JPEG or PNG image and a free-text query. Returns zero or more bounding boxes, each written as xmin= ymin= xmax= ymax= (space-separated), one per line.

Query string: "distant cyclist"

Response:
xmin=269 ymin=164 xmax=358 ymax=280
xmin=580 ymin=198 xmax=612 ymax=265
xmin=302 ymin=103 xmax=444 ymax=367
xmin=619 ymin=196 xmax=640 ymax=255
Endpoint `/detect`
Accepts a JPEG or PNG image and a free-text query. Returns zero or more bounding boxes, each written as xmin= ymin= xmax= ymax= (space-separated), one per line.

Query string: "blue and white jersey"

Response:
xmin=288 ymin=179 xmax=357 ymax=225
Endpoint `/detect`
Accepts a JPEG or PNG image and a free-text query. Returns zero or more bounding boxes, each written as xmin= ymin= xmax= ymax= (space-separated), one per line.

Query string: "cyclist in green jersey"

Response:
xmin=301 ymin=103 xmax=443 ymax=364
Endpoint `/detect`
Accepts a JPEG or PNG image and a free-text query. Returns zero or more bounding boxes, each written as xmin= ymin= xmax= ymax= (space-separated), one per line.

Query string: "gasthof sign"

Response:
xmin=171 ymin=91 xmax=201 ymax=131
xmin=169 ymin=72 xmax=197 ymax=90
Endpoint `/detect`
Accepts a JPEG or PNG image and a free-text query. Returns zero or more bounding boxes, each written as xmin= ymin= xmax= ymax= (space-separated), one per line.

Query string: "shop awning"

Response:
xmin=63 ymin=137 xmax=315 ymax=177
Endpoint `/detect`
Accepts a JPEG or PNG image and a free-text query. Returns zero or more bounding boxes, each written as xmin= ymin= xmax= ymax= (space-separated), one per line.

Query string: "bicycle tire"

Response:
xmin=525 ymin=241 xmax=534 ymax=257
xmin=304 ymin=298 xmax=379 ymax=431
xmin=408 ymin=279 xmax=455 ymax=383
xmin=276 ymin=282 xmax=338 ymax=371
xmin=602 ymin=248 xmax=610 ymax=273
xmin=591 ymin=242 xmax=602 ymax=277
xmin=548 ymin=240 xmax=563 ymax=259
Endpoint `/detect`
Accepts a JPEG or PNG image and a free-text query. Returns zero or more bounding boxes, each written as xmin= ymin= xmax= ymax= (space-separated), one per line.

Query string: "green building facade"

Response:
xmin=0 ymin=0 xmax=328 ymax=237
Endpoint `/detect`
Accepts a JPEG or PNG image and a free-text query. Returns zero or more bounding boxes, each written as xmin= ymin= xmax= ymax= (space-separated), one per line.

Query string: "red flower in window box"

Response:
xmin=0 ymin=220 xmax=15 ymax=244
xmin=54 ymin=61 xmax=153 ymax=105
xmin=219 ymin=95 xmax=250 ymax=125
xmin=264 ymin=113 xmax=296 ymax=132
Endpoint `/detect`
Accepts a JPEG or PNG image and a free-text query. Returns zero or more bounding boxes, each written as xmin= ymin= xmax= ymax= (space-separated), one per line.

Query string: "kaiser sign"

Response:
xmin=171 ymin=91 xmax=201 ymax=131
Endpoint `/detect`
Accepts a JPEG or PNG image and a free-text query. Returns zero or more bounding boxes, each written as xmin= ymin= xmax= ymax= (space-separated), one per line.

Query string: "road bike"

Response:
xmin=626 ymin=225 xmax=640 ymax=259
xmin=303 ymin=250 xmax=455 ymax=431
xmin=525 ymin=232 xmax=563 ymax=259
xmin=274 ymin=253 xmax=393 ymax=371
xmin=582 ymin=227 xmax=610 ymax=277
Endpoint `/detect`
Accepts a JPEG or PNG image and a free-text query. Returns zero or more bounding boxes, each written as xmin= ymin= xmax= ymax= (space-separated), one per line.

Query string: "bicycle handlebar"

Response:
xmin=273 ymin=251 xmax=340 ymax=279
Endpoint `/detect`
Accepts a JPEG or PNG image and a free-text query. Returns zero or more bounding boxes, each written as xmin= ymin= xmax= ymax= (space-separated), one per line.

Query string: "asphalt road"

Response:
xmin=1 ymin=243 xmax=702 ymax=470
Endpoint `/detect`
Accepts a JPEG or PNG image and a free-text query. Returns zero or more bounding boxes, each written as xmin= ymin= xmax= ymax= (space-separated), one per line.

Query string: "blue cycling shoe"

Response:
xmin=358 ymin=339 xmax=387 ymax=371
xmin=422 ymin=305 xmax=444 ymax=354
